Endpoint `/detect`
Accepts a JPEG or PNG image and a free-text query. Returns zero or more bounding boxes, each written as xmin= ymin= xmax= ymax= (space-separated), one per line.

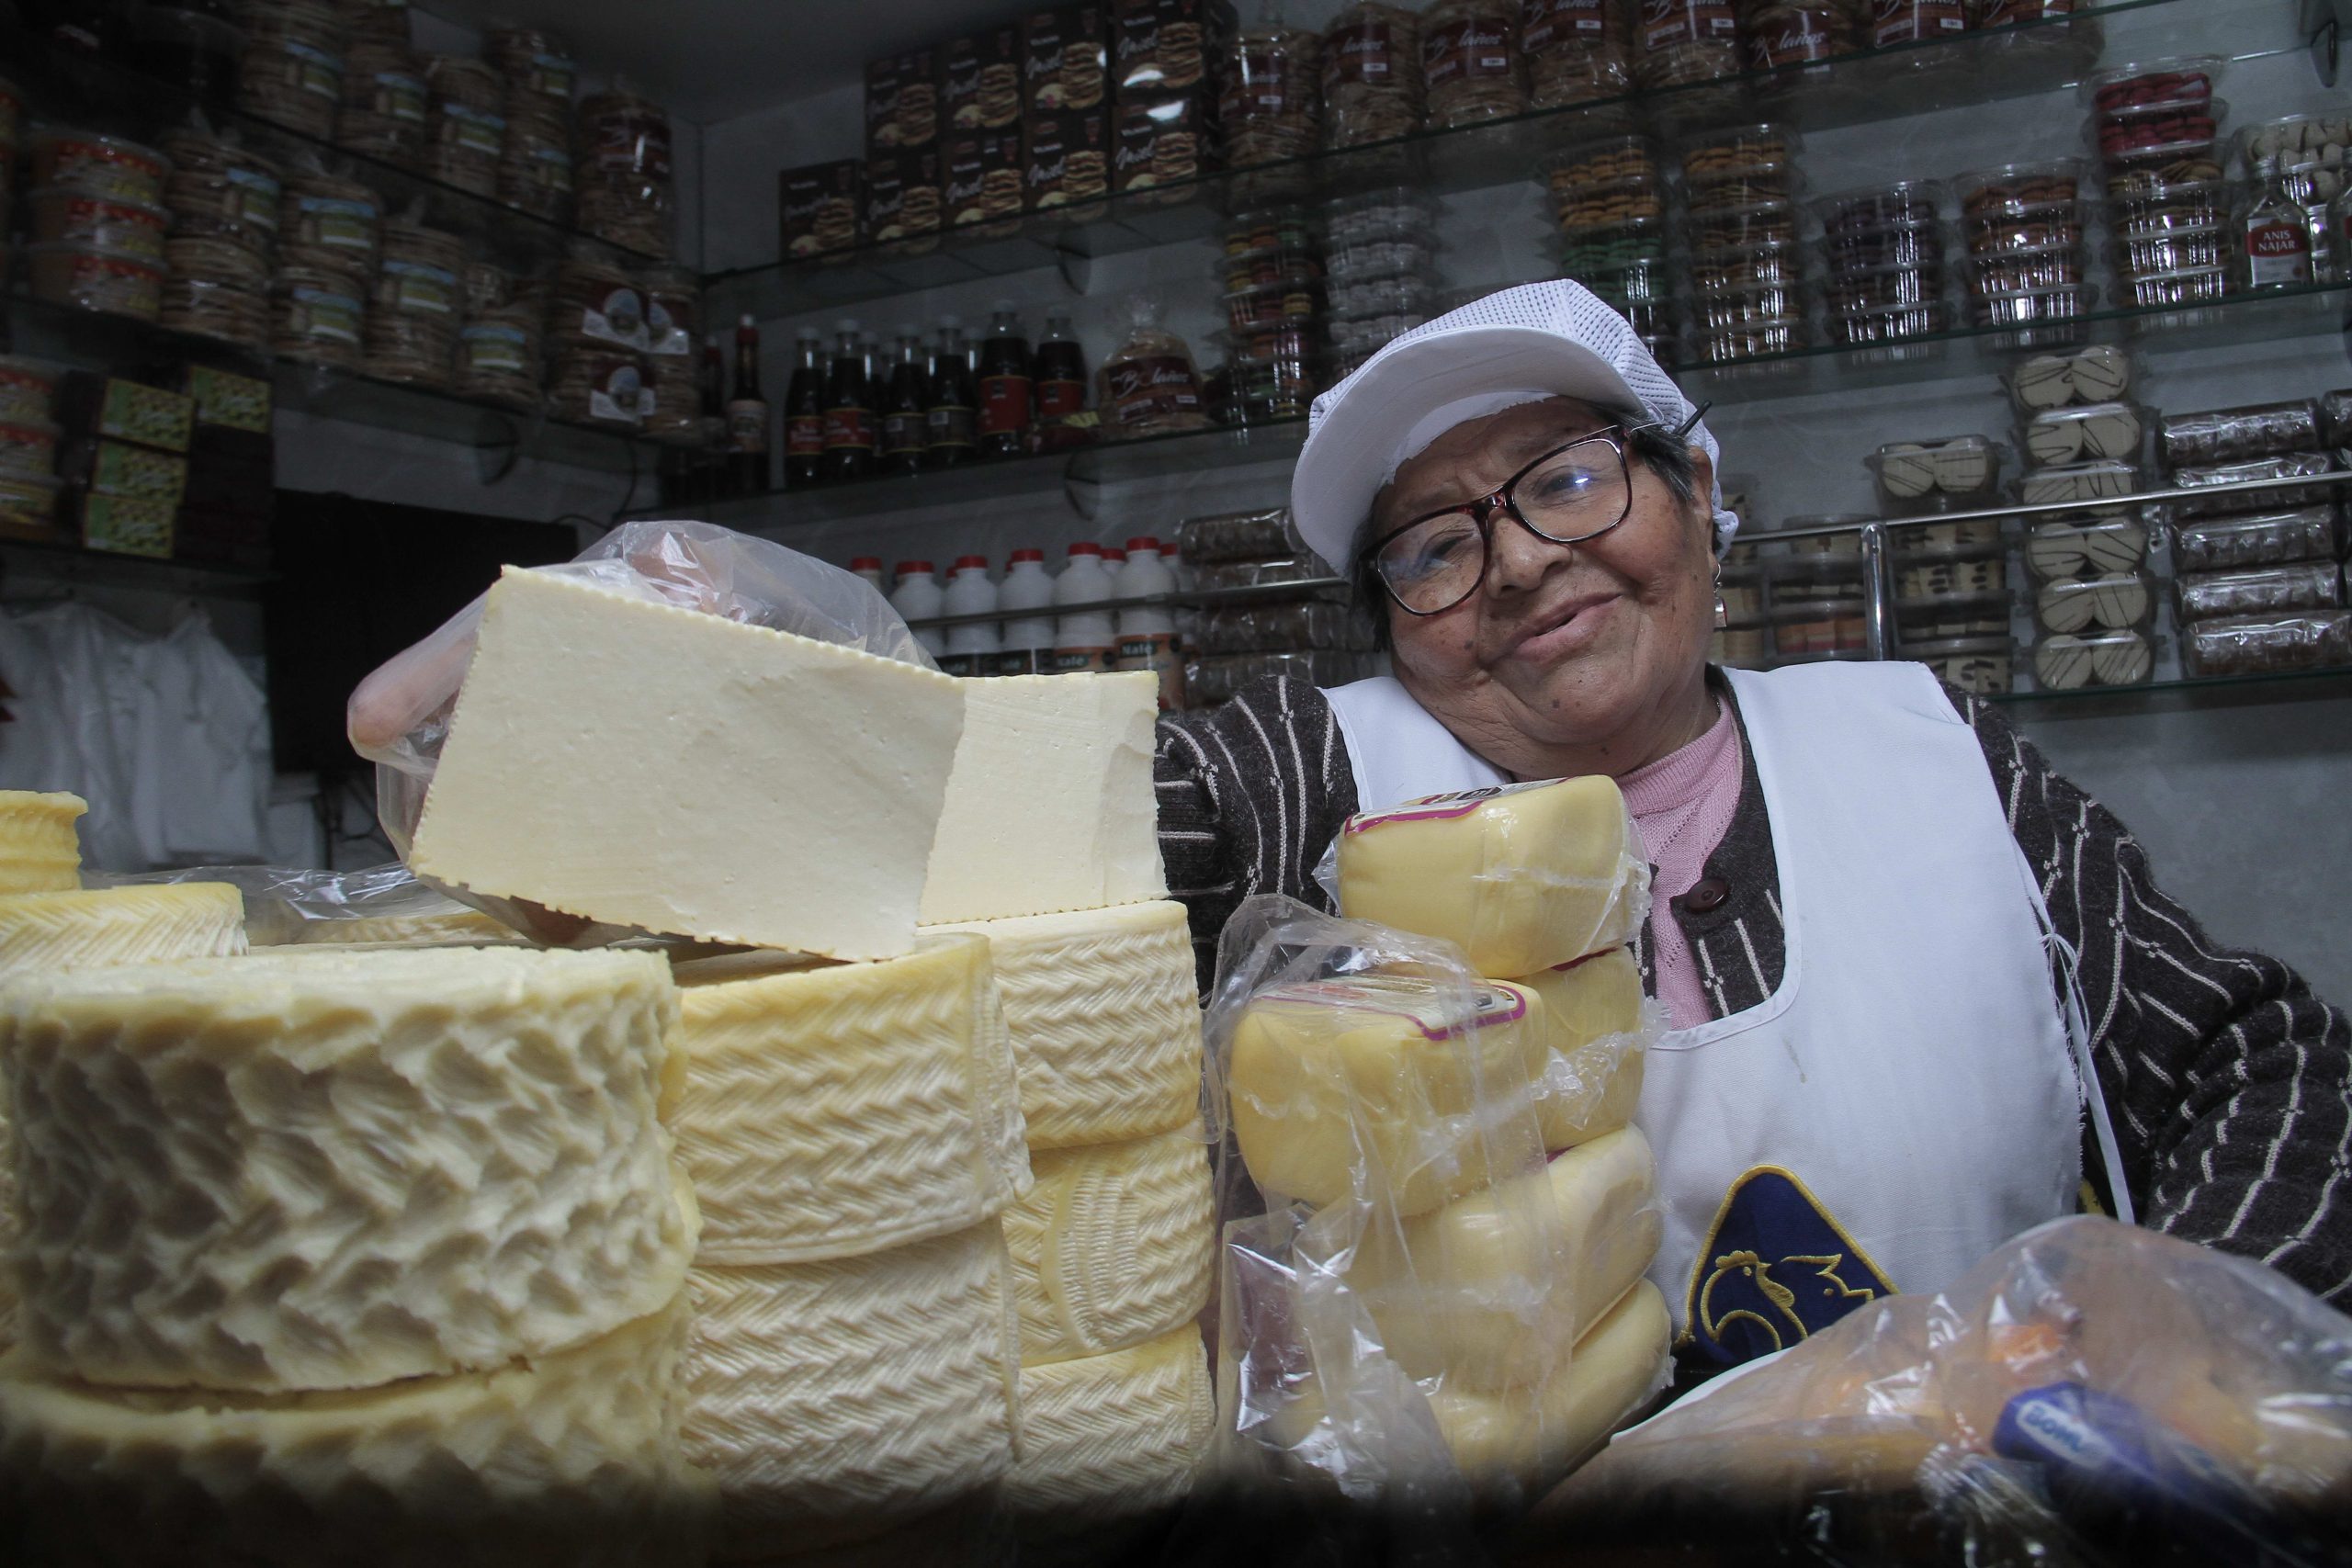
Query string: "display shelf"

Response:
xmin=6 ymin=294 xmax=649 ymax=478
xmin=1988 ymin=664 xmax=2352 ymax=710
xmin=5 ymin=24 xmax=665 ymax=274
xmin=0 ymin=535 xmax=275 ymax=597
xmin=899 ymin=573 xmax=1348 ymax=632
xmin=703 ymin=0 xmax=2199 ymax=323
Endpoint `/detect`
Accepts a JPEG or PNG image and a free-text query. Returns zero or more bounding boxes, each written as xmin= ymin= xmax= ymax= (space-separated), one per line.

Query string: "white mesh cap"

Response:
xmin=1290 ymin=280 xmax=1739 ymax=570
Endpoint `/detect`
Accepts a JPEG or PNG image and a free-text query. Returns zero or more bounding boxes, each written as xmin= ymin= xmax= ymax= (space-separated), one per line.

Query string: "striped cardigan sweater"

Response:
xmin=1154 ymin=673 xmax=2352 ymax=1309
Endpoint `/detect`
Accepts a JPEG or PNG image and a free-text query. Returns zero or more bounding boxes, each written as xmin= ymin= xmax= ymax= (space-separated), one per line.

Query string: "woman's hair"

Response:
xmin=1345 ymin=419 xmax=1704 ymax=653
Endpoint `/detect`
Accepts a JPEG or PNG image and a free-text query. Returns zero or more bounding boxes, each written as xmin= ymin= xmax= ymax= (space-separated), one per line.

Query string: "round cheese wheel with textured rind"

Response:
xmin=0 ymin=791 xmax=85 ymax=894
xmin=671 ymin=935 xmax=1030 ymax=1267
xmin=0 ymin=883 xmax=248 ymax=983
xmin=0 ymin=1300 xmax=714 ymax=1568
xmin=923 ymin=899 xmax=1202 ymax=1150
xmin=682 ymin=1224 xmax=1017 ymax=1560
xmin=1005 ymin=1325 xmax=1214 ymax=1534
xmin=1001 ymin=1123 xmax=1214 ymax=1365
xmin=3 ymin=946 xmax=696 ymax=1393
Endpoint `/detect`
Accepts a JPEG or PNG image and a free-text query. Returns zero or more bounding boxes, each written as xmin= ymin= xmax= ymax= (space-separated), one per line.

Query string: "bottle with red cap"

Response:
xmin=997 ymin=547 xmax=1057 ymax=674
xmin=941 ymin=555 xmax=1001 ymax=677
xmin=1051 ymin=540 xmax=1117 ymax=673
xmin=1114 ymin=533 xmax=1183 ymax=709
xmin=847 ymin=556 xmax=887 ymax=594
xmin=889 ymin=559 xmax=945 ymax=660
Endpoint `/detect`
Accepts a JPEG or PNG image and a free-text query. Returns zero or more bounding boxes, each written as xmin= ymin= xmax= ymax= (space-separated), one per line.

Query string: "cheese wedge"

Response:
xmin=925 ymin=899 xmax=1201 ymax=1149
xmin=0 ymin=790 xmax=85 ymax=894
xmin=411 ymin=567 xmax=967 ymax=960
xmin=1336 ymin=777 xmax=1648 ymax=976
xmin=1348 ymin=1128 xmax=1662 ymax=1390
xmin=0 ymin=1301 xmax=713 ymax=1568
xmin=1005 ymin=1325 xmax=1215 ymax=1531
xmin=4 ymin=946 xmax=695 ymax=1392
xmin=1226 ymin=972 xmax=1551 ymax=1216
xmin=1001 ymin=1124 xmax=1215 ymax=1365
xmin=671 ymin=935 xmax=1029 ymax=1266
xmin=682 ymin=1224 xmax=1017 ymax=1560
xmin=1513 ymin=947 xmax=1647 ymax=1152
xmin=1428 ymin=1280 xmax=1670 ymax=1495
xmin=0 ymin=883 xmax=247 ymax=983
xmin=919 ymin=672 xmax=1165 ymax=925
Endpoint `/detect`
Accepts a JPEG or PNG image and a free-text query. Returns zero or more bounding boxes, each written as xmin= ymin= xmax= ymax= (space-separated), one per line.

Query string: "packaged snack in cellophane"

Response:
xmin=1202 ymin=891 xmax=1668 ymax=1517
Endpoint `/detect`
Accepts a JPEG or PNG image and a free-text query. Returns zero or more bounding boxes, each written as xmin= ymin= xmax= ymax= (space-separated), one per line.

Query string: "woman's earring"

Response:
xmin=1713 ymin=573 xmax=1729 ymax=630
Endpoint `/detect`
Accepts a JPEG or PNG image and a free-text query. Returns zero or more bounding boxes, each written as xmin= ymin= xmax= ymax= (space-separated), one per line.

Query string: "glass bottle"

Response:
xmin=976 ymin=300 xmax=1033 ymax=459
xmin=782 ymin=327 xmax=825 ymax=488
xmin=820 ymin=318 xmax=876 ymax=483
xmin=881 ymin=327 xmax=929 ymax=479
xmin=725 ymin=313 xmax=770 ymax=495
xmin=1034 ymin=310 xmax=1088 ymax=431
xmin=2243 ymin=155 xmax=2315 ymax=292
xmin=925 ymin=316 xmax=978 ymax=468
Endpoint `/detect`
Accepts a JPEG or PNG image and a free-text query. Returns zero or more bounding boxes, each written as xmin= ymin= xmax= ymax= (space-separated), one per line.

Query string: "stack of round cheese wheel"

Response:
xmin=1224 ymin=776 xmax=1671 ymax=1498
xmin=925 ymin=899 xmax=1219 ymax=1557
xmin=0 ymin=936 xmax=709 ymax=1564
xmin=665 ymin=935 xmax=1034 ymax=1562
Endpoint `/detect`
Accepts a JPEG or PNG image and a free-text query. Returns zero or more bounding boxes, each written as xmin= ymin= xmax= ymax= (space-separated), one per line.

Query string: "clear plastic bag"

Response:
xmin=1205 ymin=895 xmax=1668 ymax=1511
xmin=345 ymin=520 xmax=930 ymax=939
xmin=88 ymin=862 xmax=526 ymax=947
xmin=1521 ymin=1215 xmax=2352 ymax=1565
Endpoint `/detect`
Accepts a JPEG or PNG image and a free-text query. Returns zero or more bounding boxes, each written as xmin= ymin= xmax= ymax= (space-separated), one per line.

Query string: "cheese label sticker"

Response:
xmin=1344 ymin=777 xmax=1558 ymax=832
xmin=1254 ymin=975 xmax=1526 ymax=1039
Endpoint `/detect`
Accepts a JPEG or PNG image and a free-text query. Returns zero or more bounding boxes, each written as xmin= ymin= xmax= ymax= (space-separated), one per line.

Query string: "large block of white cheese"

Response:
xmin=670 ymin=935 xmax=1029 ymax=1266
xmin=681 ymin=1224 xmax=1016 ymax=1560
xmin=0 ymin=1300 xmax=713 ymax=1568
xmin=919 ymin=672 xmax=1165 ymax=926
xmin=925 ymin=899 xmax=1202 ymax=1149
xmin=0 ymin=790 xmax=85 ymax=894
xmin=411 ymin=567 xmax=967 ymax=959
xmin=1001 ymin=1124 xmax=1215 ymax=1365
xmin=1338 ymin=777 xmax=1649 ymax=976
xmin=3 ymin=946 xmax=696 ymax=1392
xmin=1005 ymin=1325 xmax=1215 ymax=1538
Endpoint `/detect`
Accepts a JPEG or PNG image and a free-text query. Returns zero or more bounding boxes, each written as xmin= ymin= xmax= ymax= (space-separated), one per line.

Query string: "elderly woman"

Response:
xmin=1155 ymin=281 xmax=2350 ymax=1368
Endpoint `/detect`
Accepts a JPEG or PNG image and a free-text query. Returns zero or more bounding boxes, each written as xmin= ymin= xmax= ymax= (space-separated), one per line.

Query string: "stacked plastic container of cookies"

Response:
xmin=1955 ymin=159 xmax=2093 ymax=345
xmin=1867 ymin=435 xmax=2016 ymax=687
xmin=1322 ymin=188 xmax=1437 ymax=379
xmin=158 ymin=129 xmax=279 ymax=349
xmin=2003 ymin=344 xmax=2159 ymax=691
xmin=545 ymin=247 xmax=650 ymax=430
xmin=22 ymin=130 xmax=174 ymax=326
xmin=363 ymin=219 xmax=465 ymax=386
xmin=2156 ymin=397 xmax=2348 ymax=678
xmin=1544 ymin=134 xmax=1678 ymax=363
xmin=488 ymin=25 xmax=579 ymax=223
xmin=334 ymin=35 xmax=428 ymax=168
xmin=238 ymin=0 xmax=348 ymax=141
xmin=1681 ymin=122 xmax=1807 ymax=366
xmin=2238 ymin=113 xmax=2352 ymax=277
xmin=1813 ymin=180 xmax=1950 ymax=349
xmin=2086 ymin=57 xmax=2232 ymax=311
xmin=1523 ymin=0 xmax=1633 ymax=111
xmin=1216 ymin=209 xmax=1330 ymax=424
xmin=1634 ymin=0 xmax=1742 ymax=97
xmin=1733 ymin=0 xmax=1863 ymax=77
xmin=1761 ymin=517 xmax=1870 ymax=666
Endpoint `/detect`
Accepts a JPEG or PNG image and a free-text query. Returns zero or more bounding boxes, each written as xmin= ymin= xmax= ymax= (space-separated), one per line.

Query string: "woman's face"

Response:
xmin=1374 ymin=397 xmax=1719 ymax=770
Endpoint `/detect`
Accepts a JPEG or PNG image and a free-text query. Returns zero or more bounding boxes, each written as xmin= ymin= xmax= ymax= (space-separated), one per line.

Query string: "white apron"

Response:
xmin=1324 ymin=664 xmax=2129 ymax=1366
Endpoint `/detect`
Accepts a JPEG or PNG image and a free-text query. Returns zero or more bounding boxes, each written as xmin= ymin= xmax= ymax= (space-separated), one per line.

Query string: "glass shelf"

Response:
xmin=704 ymin=0 xmax=2194 ymax=322
xmin=0 ymin=535 xmax=276 ymax=596
xmin=6 ymin=294 xmax=649 ymax=477
xmin=5 ymin=24 xmax=666 ymax=275
xmin=1987 ymin=664 xmax=2352 ymax=711
xmin=901 ymin=573 xmax=1347 ymax=631
xmin=654 ymin=418 xmax=1309 ymax=529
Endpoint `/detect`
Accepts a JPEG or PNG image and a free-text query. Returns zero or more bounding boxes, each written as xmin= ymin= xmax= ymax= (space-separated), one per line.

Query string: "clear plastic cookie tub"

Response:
xmin=1694 ymin=281 xmax=1805 ymax=331
xmin=279 ymin=171 xmax=382 ymax=276
xmin=1966 ymin=244 xmax=2084 ymax=298
xmin=1870 ymin=434 xmax=2004 ymax=512
xmin=2170 ymin=506 xmax=2340 ymax=570
xmin=2032 ymin=627 xmax=2155 ymax=688
xmin=1956 ymin=158 xmax=2082 ymax=221
xmin=1969 ymin=282 xmax=2091 ymax=330
xmin=1689 ymin=205 xmax=1800 ymax=250
xmin=2085 ymin=55 xmax=2222 ymax=121
xmin=1827 ymin=300 xmax=1951 ymax=345
xmin=272 ymin=264 xmax=367 ymax=369
xmin=1526 ymin=18 xmax=1631 ymax=111
xmin=26 ymin=241 xmax=164 ymax=321
xmin=1895 ymin=553 xmax=2009 ymax=605
xmin=1330 ymin=274 xmax=1436 ymax=319
xmin=1690 ymin=241 xmax=1804 ymax=292
xmin=1868 ymin=0 xmax=1971 ymax=47
xmin=2024 ymin=513 xmax=2148 ymax=581
xmin=2120 ymin=266 xmax=2228 ymax=309
xmin=2177 ymin=561 xmax=2344 ymax=622
xmin=26 ymin=186 xmax=171 ymax=264
xmin=2019 ymin=400 xmax=2143 ymax=466
xmin=2157 ymin=400 xmax=2323 ymax=468
xmin=2018 ymin=457 xmax=2139 ymax=506
xmin=335 ymin=40 xmax=428 ymax=168
xmin=1635 ymin=8 xmax=1742 ymax=93
xmin=2180 ymin=610 xmax=2352 ymax=677
xmin=2107 ymin=176 xmax=2228 ymax=236
xmin=1826 ymin=264 xmax=1942 ymax=313
xmin=1824 ymin=221 xmax=1943 ymax=274
xmin=237 ymin=0 xmax=346 ymax=140
xmin=28 ymin=130 xmax=171 ymax=205
xmin=457 ymin=305 xmax=544 ymax=412
xmin=1221 ymin=275 xmax=1329 ymax=333
xmin=1558 ymin=218 xmax=1671 ymax=275
xmin=1420 ymin=0 xmax=1528 ymax=128
xmin=2238 ymin=113 xmax=2352 ymax=208
xmin=1221 ymin=243 xmax=1325 ymax=292
xmin=1680 ymin=121 xmax=1796 ymax=184
xmin=1965 ymin=212 xmax=2084 ymax=258
xmin=1814 ymin=180 xmax=1943 ymax=237
xmin=1904 ymin=635 xmax=2017 ymax=695
xmin=2165 ymin=452 xmax=2338 ymax=514
xmin=1542 ymin=133 xmax=1664 ymax=196
xmin=1694 ymin=317 xmax=1805 ymax=364
xmin=1685 ymin=173 xmax=1800 ymax=214
xmin=160 ymin=130 xmax=281 ymax=252
xmin=160 ymin=273 xmax=270 ymax=349
xmin=2035 ymin=570 xmax=2158 ymax=635
xmin=1897 ymin=517 xmax=2005 ymax=558
xmin=2004 ymin=344 xmax=2136 ymax=412
xmin=1551 ymin=176 xmax=1668 ymax=232
xmin=1740 ymin=2 xmax=1860 ymax=72
xmin=484 ymin=23 xmax=578 ymax=107
xmin=2111 ymin=227 xmax=2226 ymax=278
xmin=2097 ymin=104 xmax=2227 ymax=178
xmin=1319 ymin=3 xmax=1424 ymax=151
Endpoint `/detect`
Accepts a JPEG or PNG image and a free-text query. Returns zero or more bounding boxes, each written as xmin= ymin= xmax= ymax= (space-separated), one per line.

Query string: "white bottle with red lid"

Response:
xmin=1158 ymin=537 xmax=1185 ymax=591
xmin=889 ymin=559 xmax=946 ymax=659
xmin=999 ymin=547 xmax=1057 ymax=673
xmin=1114 ymin=535 xmax=1183 ymax=709
xmin=848 ymin=555 xmax=887 ymax=593
xmin=1052 ymin=541 xmax=1117 ymax=673
xmin=943 ymin=555 xmax=1001 ymax=672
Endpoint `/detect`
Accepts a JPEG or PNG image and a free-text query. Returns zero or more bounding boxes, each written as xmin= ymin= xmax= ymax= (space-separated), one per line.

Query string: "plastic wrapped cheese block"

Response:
xmin=3 ymin=946 xmax=696 ymax=1393
xmin=0 ymin=883 xmax=247 ymax=982
xmin=1347 ymin=1128 xmax=1662 ymax=1390
xmin=410 ymin=566 xmax=967 ymax=960
xmin=925 ymin=899 xmax=1202 ymax=1149
xmin=0 ymin=1300 xmax=714 ymax=1568
xmin=1005 ymin=1325 xmax=1215 ymax=1536
xmin=1337 ymin=777 xmax=1648 ymax=976
xmin=670 ymin=936 xmax=1029 ymax=1267
xmin=0 ymin=790 xmax=85 ymax=894
xmin=681 ymin=1224 xmax=1017 ymax=1559
xmin=1516 ymin=947 xmax=1648 ymax=1152
xmin=1427 ymin=1280 xmax=1671 ymax=1494
xmin=1227 ymin=972 xmax=1553 ymax=1217
xmin=920 ymin=672 xmax=1166 ymax=925
xmin=1001 ymin=1123 xmax=1215 ymax=1365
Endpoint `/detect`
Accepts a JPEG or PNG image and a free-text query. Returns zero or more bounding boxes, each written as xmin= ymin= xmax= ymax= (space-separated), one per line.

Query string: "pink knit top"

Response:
xmin=1618 ymin=699 xmax=1746 ymax=1031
